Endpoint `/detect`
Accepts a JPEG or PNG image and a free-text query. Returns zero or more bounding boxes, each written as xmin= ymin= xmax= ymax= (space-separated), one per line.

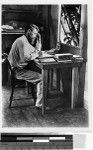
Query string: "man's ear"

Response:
xmin=27 ymin=29 xmax=31 ymax=34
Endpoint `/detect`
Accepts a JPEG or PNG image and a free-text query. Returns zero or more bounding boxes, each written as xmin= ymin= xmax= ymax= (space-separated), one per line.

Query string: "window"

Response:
xmin=60 ymin=5 xmax=81 ymax=47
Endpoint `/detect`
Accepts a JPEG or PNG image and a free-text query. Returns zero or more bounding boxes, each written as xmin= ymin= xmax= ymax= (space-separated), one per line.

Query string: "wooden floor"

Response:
xmin=2 ymin=86 xmax=88 ymax=128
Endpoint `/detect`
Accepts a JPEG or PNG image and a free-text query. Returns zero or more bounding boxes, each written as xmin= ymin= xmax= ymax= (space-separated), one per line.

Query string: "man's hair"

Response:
xmin=25 ymin=24 xmax=39 ymax=33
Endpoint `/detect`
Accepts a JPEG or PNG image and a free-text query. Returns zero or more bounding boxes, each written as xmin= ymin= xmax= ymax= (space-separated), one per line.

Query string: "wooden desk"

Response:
xmin=38 ymin=60 xmax=83 ymax=115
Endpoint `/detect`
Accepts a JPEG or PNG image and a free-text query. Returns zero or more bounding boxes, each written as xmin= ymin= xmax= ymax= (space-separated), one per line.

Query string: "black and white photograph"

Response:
xmin=1 ymin=3 xmax=90 ymax=132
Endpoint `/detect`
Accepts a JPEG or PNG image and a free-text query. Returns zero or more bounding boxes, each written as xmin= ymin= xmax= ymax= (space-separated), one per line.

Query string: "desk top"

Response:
xmin=35 ymin=51 xmax=84 ymax=69
xmin=36 ymin=59 xmax=83 ymax=69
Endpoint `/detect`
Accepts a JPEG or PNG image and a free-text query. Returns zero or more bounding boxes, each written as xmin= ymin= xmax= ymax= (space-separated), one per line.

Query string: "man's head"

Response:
xmin=25 ymin=24 xmax=39 ymax=42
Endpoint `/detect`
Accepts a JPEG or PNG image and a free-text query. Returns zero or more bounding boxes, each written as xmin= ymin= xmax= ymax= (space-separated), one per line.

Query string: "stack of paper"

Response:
xmin=39 ymin=58 xmax=56 ymax=63
xmin=39 ymin=51 xmax=54 ymax=58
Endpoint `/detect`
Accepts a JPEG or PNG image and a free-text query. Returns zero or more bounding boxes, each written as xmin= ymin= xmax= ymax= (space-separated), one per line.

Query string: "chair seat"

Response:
xmin=15 ymin=69 xmax=42 ymax=84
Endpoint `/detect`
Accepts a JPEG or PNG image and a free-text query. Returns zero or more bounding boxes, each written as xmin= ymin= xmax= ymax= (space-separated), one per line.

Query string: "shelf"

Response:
xmin=2 ymin=9 xmax=35 ymax=13
xmin=2 ymin=29 xmax=25 ymax=35
xmin=2 ymin=32 xmax=25 ymax=35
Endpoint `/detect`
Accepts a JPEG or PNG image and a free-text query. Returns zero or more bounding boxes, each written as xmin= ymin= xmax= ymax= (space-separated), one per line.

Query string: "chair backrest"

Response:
xmin=2 ymin=53 xmax=15 ymax=79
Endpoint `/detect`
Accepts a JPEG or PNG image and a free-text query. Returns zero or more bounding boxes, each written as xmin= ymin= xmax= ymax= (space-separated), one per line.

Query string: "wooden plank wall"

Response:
xmin=78 ymin=5 xmax=87 ymax=107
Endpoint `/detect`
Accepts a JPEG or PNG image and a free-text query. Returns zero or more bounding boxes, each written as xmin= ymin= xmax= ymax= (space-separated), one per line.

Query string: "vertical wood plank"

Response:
xmin=47 ymin=69 xmax=50 ymax=94
xmin=78 ymin=63 xmax=86 ymax=107
xmin=60 ymin=69 xmax=63 ymax=92
xmin=71 ymin=67 xmax=79 ymax=109
xmin=49 ymin=68 xmax=53 ymax=91
xmin=56 ymin=68 xmax=60 ymax=91
xmin=42 ymin=69 xmax=48 ymax=115
xmin=78 ymin=5 xmax=87 ymax=107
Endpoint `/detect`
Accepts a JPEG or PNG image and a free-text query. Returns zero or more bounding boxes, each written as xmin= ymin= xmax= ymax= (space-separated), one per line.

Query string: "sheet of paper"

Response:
xmin=39 ymin=57 xmax=56 ymax=63
xmin=39 ymin=51 xmax=54 ymax=58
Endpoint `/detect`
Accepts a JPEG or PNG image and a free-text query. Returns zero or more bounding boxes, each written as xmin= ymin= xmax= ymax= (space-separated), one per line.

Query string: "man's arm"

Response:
xmin=35 ymin=33 xmax=42 ymax=51
xmin=18 ymin=39 xmax=39 ymax=61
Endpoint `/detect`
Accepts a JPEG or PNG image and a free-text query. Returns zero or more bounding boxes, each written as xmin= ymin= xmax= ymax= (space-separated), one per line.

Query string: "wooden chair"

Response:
xmin=2 ymin=53 xmax=41 ymax=108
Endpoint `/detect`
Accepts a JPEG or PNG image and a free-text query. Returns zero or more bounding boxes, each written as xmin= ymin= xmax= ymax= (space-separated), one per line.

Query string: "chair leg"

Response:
xmin=30 ymin=83 xmax=37 ymax=105
xmin=9 ymin=84 xmax=15 ymax=108
xmin=33 ymin=84 xmax=37 ymax=106
xmin=27 ymin=82 xmax=31 ymax=94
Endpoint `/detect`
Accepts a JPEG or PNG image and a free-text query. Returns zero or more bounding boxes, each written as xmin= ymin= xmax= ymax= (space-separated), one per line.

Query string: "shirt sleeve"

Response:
xmin=17 ymin=37 xmax=41 ymax=64
xmin=23 ymin=43 xmax=39 ymax=61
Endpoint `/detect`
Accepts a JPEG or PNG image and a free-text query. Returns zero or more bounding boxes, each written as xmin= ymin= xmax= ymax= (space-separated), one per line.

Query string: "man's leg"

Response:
xmin=27 ymin=61 xmax=42 ymax=107
xmin=24 ymin=60 xmax=42 ymax=107
xmin=35 ymin=81 xmax=43 ymax=107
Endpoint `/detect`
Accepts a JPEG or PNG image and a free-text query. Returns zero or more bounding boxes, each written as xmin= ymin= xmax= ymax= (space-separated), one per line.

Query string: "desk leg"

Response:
xmin=56 ymin=68 xmax=60 ymax=91
xmin=71 ymin=67 xmax=79 ymax=109
xmin=49 ymin=69 xmax=53 ymax=91
xmin=42 ymin=69 xmax=48 ymax=115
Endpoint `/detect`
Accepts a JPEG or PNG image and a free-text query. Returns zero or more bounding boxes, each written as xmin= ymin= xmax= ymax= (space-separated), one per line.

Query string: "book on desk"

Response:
xmin=55 ymin=53 xmax=83 ymax=62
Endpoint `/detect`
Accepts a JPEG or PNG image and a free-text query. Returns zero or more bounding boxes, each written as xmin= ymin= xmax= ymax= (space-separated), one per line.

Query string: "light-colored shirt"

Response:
xmin=8 ymin=35 xmax=41 ymax=69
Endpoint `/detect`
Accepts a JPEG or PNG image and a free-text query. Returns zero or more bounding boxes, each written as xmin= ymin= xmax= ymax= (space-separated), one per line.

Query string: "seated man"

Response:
xmin=8 ymin=24 xmax=42 ymax=108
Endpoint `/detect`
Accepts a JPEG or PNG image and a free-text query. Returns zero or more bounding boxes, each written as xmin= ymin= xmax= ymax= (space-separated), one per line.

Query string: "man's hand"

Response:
xmin=46 ymin=49 xmax=56 ymax=54
xmin=37 ymin=51 xmax=42 ymax=57
xmin=37 ymin=33 xmax=41 ymax=43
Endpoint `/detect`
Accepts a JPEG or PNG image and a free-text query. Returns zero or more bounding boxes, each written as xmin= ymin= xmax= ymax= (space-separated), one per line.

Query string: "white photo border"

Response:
xmin=0 ymin=0 xmax=92 ymax=134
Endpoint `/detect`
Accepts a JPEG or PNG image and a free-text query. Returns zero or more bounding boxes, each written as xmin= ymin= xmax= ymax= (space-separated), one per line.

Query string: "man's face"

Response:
xmin=29 ymin=28 xmax=38 ymax=40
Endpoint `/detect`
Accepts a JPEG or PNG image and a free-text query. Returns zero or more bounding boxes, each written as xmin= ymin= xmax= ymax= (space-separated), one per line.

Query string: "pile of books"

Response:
xmin=55 ymin=53 xmax=73 ymax=62
xmin=55 ymin=53 xmax=83 ymax=62
xmin=73 ymin=55 xmax=83 ymax=61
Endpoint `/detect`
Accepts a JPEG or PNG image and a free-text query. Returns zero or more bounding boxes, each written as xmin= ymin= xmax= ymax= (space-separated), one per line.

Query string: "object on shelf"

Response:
xmin=2 ymin=20 xmax=25 ymax=33
xmin=2 ymin=24 xmax=14 ymax=30
xmin=2 ymin=24 xmax=25 ymax=33
xmin=7 ymin=20 xmax=18 ymax=29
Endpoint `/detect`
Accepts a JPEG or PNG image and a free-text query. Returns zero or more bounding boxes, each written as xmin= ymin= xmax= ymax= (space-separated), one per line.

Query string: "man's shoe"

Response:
xmin=36 ymin=106 xmax=51 ymax=111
